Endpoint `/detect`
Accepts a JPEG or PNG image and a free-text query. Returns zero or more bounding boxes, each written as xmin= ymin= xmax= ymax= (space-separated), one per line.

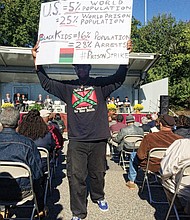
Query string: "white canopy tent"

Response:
xmin=0 ymin=46 xmax=160 ymax=83
xmin=0 ymin=46 xmax=161 ymax=110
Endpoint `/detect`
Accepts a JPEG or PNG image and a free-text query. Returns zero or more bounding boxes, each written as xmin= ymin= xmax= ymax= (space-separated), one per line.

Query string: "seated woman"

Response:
xmin=18 ymin=109 xmax=56 ymax=173
xmin=40 ymin=110 xmax=64 ymax=152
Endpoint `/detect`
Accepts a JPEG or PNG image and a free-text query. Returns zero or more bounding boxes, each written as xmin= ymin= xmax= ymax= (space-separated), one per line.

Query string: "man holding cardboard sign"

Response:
xmin=32 ymin=39 xmax=132 ymax=220
xmin=32 ymin=0 xmax=133 ymax=218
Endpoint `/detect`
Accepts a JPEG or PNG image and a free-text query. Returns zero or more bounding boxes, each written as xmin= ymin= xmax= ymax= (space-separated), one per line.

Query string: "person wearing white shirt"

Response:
xmin=160 ymin=139 xmax=190 ymax=214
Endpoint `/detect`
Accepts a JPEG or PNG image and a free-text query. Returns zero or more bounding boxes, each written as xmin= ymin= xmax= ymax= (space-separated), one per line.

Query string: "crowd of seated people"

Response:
xmin=1 ymin=103 xmax=190 ymax=218
xmin=2 ymin=93 xmax=67 ymax=114
xmin=0 ymin=107 xmax=46 ymax=218
xmin=125 ymin=114 xmax=182 ymax=189
xmin=108 ymin=113 xmax=158 ymax=155
xmin=2 ymin=93 xmax=28 ymax=112
xmin=0 ymin=107 xmax=65 ymax=219
xmin=106 ymin=96 xmax=131 ymax=113
xmin=108 ymin=111 xmax=190 ymax=215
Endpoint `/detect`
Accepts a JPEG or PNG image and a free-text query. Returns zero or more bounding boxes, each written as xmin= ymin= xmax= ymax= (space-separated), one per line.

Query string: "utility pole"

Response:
xmin=144 ymin=0 xmax=147 ymax=25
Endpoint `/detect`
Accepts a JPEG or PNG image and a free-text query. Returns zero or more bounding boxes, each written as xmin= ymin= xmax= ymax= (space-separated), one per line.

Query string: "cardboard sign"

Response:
xmin=36 ymin=0 xmax=133 ymax=65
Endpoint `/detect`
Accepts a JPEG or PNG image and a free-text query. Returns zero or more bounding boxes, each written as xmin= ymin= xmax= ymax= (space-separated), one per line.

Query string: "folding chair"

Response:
xmin=108 ymin=131 xmax=120 ymax=160
xmin=51 ymin=148 xmax=60 ymax=178
xmin=119 ymin=135 xmax=143 ymax=171
xmin=144 ymin=131 xmax=149 ymax=136
xmin=0 ymin=161 xmax=40 ymax=219
xmin=165 ymin=162 xmax=190 ymax=220
xmin=141 ymin=147 xmax=167 ymax=204
xmin=37 ymin=147 xmax=53 ymax=206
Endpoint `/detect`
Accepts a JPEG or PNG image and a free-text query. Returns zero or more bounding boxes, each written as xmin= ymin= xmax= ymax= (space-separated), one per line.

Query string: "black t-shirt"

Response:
xmin=37 ymin=65 xmax=128 ymax=141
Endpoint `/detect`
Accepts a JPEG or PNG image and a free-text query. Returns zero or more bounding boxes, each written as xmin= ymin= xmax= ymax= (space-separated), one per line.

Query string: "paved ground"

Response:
xmin=46 ymin=139 xmax=170 ymax=220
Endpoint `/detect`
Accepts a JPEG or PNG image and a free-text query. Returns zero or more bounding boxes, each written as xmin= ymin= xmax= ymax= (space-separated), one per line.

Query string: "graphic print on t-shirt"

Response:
xmin=72 ymin=86 xmax=97 ymax=113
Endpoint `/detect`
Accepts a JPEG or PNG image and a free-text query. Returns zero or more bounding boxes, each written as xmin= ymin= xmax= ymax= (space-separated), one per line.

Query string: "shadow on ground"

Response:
xmin=46 ymin=151 xmax=67 ymax=220
xmin=122 ymin=167 xmax=169 ymax=220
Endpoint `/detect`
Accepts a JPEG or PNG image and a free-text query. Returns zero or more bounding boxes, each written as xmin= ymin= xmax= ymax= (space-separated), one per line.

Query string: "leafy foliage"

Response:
xmin=28 ymin=103 xmax=43 ymax=111
xmin=132 ymin=14 xmax=190 ymax=108
xmin=0 ymin=0 xmax=41 ymax=47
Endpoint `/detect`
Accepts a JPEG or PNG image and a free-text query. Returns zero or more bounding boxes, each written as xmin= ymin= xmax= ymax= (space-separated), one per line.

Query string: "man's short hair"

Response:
xmin=116 ymin=114 xmax=124 ymax=122
xmin=0 ymin=107 xmax=20 ymax=128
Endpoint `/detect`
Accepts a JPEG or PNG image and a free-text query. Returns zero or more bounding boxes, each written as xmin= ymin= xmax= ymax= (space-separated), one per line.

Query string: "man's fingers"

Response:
xmin=33 ymin=40 xmax=40 ymax=51
xmin=31 ymin=41 xmax=40 ymax=58
xmin=34 ymin=40 xmax=40 ymax=49
xmin=127 ymin=39 xmax=133 ymax=52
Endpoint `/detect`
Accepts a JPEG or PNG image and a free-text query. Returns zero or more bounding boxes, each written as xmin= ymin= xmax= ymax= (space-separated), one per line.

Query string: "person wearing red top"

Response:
xmin=109 ymin=114 xmax=126 ymax=133
xmin=39 ymin=109 xmax=63 ymax=150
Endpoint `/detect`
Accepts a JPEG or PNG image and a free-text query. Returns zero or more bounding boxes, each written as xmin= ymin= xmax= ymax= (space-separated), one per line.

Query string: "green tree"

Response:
xmin=169 ymin=22 xmax=190 ymax=108
xmin=131 ymin=16 xmax=142 ymax=42
xmin=0 ymin=0 xmax=41 ymax=47
xmin=133 ymin=14 xmax=190 ymax=108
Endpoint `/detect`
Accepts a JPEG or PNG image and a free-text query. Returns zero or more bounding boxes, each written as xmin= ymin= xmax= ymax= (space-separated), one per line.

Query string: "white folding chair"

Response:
xmin=119 ymin=135 xmax=144 ymax=171
xmin=165 ymin=162 xmax=190 ymax=220
xmin=0 ymin=161 xmax=40 ymax=219
xmin=144 ymin=131 xmax=149 ymax=136
xmin=141 ymin=147 xmax=168 ymax=204
xmin=109 ymin=131 xmax=119 ymax=147
xmin=51 ymin=148 xmax=60 ymax=178
xmin=37 ymin=147 xmax=53 ymax=206
xmin=108 ymin=131 xmax=120 ymax=160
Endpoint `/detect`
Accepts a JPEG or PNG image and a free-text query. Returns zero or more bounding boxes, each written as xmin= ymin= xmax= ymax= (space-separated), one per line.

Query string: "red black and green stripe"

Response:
xmin=59 ymin=48 xmax=74 ymax=63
